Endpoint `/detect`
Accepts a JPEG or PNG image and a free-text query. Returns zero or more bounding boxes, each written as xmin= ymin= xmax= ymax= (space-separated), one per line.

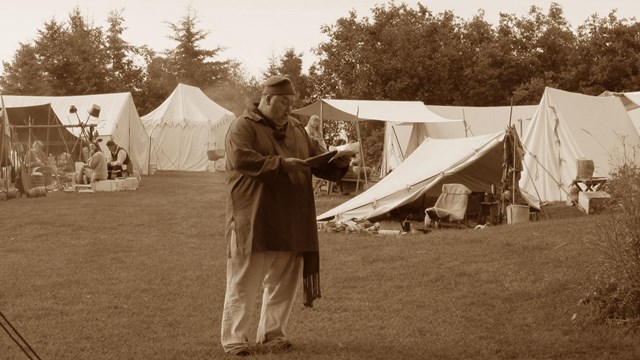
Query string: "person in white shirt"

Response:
xmin=106 ymin=140 xmax=133 ymax=179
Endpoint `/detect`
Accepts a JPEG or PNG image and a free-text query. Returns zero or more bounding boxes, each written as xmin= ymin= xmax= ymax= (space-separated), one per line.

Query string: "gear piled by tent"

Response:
xmin=0 ymin=94 xmax=102 ymax=197
xmin=3 ymin=92 xmax=150 ymax=176
xmin=500 ymin=125 xmax=527 ymax=207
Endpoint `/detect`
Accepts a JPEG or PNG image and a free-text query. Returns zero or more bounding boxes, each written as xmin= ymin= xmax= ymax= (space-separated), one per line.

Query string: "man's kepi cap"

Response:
xmin=262 ymin=76 xmax=296 ymax=96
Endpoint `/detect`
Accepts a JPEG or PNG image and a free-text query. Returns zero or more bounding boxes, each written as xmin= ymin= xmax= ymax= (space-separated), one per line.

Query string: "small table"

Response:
xmin=571 ymin=177 xmax=607 ymax=192
xmin=477 ymin=201 xmax=500 ymax=225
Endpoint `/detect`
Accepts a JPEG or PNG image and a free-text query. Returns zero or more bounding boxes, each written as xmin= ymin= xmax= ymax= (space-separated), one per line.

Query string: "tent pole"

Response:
xmin=462 ymin=109 xmax=468 ymax=137
xmin=148 ymin=136 xmax=152 ymax=174
xmin=509 ymin=98 xmax=516 ymax=202
xmin=0 ymin=95 xmax=8 ymax=191
xmin=391 ymin=124 xmax=405 ymax=160
xmin=354 ymin=107 xmax=368 ymax=192
xmin=508 ymin=98 xmax=514 ymax=127
xmin=320 ymin=101 xmax=324 ymax=141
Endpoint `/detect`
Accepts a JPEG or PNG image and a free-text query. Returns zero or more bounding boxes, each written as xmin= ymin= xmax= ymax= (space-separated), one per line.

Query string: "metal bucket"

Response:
xmin=507 ymin=205 xmax=529 ymax=225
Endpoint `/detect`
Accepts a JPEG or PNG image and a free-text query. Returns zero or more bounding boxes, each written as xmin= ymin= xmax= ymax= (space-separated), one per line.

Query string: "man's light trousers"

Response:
xmin=221 ymin=249 xmax=303 ymax=353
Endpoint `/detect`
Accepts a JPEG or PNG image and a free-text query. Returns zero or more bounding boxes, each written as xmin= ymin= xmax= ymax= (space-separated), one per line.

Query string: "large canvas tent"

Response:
xmin=2 ymin=92 xmax=150 ymax=175
xmin=292 ymin=99 xmax=464 ymax=176
xmin=317 ymin=130 xmax=509 ymax=221
xmin=141 ymin=83 xmax=235 ymax=172
xmin=520 ymin=87 xmax=640 ymax=203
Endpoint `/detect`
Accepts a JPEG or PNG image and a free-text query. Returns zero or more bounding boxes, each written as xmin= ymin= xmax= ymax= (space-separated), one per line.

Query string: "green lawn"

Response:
xmin=1 ymin=172 xmax=638 ymax=359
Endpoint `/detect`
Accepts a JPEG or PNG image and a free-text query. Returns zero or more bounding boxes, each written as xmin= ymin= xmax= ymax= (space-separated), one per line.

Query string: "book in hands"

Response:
xmin=328 ymin=142 xmax=360 ymax=162
xmin=304 ymin=150 xmax=338 ymax=168
xmin=304 ymin=142 xmax=360 ymax=168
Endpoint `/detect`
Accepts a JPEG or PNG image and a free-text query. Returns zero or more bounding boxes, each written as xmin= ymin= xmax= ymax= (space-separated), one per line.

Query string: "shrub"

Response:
xmin=580 ymin=163 xmax=640 ymax=327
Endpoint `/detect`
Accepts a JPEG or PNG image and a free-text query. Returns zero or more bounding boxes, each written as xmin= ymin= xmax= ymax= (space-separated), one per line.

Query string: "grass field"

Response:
xmin=1 ymin=171 xmax=639 ymax=359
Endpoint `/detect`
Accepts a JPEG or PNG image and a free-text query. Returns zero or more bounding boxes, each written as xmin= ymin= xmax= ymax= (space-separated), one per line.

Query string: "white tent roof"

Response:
xmin=379 ymin=105 xmax=538 ymax=176
xmin=426 ymin=104 xmax=538 ymax=138
xmin=623 ymin=91 xmax=640 ymax=109
xmin=318 ymin=131 xmax=506 ymax=221
xmin=3 ymin=92 xmax=150 ymax=175
xmin=293 ymin=99 xmax=463 ymax=124
xmin=141 ymin=83 xmax=235 ymax=172
xmin=600 ymin=91 xmax=640 ymax=134
xmin=520 ymin=87 xmax=640 ymax=202
xmin=141 ymin=83 xmax=235 ymax=130
xmin=294 ymin=99 xmax=465 ymax=177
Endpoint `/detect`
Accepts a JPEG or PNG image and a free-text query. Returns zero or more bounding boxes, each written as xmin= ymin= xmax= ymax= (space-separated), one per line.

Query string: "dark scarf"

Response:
xmin=303 ymin=252 xmax=320 ymax=307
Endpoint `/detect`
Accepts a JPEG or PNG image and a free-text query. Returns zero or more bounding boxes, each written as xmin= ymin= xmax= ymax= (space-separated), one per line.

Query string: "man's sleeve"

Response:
xmin=117 ymin=150 xmax=127 ymax=164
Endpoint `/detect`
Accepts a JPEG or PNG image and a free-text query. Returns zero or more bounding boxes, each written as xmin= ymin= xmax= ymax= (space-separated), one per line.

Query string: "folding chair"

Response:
xmin=424 ymin=183 xmax=472 ymax=228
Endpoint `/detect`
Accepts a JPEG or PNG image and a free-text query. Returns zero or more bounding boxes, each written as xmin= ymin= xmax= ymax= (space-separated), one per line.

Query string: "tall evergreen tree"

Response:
xmin=104 ymin=9 xmax=144 ymax=94
xmin=164 ymin=6 xmax=229 ymax=88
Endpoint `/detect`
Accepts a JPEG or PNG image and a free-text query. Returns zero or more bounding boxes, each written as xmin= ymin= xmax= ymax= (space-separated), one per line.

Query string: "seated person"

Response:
xmin=79 ymin=142 xmax=108 ymax=184
xmin=106 ymin=140 xmax=133 ymax=179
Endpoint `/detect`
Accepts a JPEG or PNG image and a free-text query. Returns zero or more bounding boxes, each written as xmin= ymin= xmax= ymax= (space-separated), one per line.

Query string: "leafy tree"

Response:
xmin=205 ymin=61 xmax=261 ymax=117
xmin=572 ymin=10 xmax=640 ymax=94
xmin=135 ymin=47 xmax=174 ymax=115
xmin=0 ymin=44 xmax=42 ymax=94
xmin=1 ymin=7 xmax=143 ymax=97
xmin=310 ymin=3 xmax=472 ymax=171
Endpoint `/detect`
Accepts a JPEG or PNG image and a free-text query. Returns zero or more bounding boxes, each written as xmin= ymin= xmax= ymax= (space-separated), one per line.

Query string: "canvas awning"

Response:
xmin=293 ymin=99 xmax=462 ymax=124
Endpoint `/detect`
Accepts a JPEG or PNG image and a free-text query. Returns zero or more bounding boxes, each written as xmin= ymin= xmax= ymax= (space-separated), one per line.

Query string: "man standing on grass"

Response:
xmin=221 ymin=76 xmax=350 ymax=356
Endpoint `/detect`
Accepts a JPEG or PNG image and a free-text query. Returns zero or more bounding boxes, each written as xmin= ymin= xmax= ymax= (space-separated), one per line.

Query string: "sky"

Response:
xmin=1 ymin=0 xmax=639 ymax=78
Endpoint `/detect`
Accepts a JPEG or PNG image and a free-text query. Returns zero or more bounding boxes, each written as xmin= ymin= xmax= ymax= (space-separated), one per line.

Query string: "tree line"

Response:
xmin=2 ymin=2 xmax=640 ymax=171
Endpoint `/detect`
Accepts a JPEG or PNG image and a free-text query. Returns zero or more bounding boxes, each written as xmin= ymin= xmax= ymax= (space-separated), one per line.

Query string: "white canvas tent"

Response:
xmin=520 ymin=87 xmax=640 ymax=203
xmin=2 ymin=92 xmax=150 ymax=175
xmin=141 ymin=84 xmax=235 ymax=172
xmin=292 ymin=99 xmax=464 ymax=176
xmin=382 ymin=104 xmax=538 ymax=176
xmin=317 ymin=131 xmax=507 ymax=221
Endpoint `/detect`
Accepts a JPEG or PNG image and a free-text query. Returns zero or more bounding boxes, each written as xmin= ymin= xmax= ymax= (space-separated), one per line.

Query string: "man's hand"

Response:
xmin=281 ymin=158 xmax=310 ymax=173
